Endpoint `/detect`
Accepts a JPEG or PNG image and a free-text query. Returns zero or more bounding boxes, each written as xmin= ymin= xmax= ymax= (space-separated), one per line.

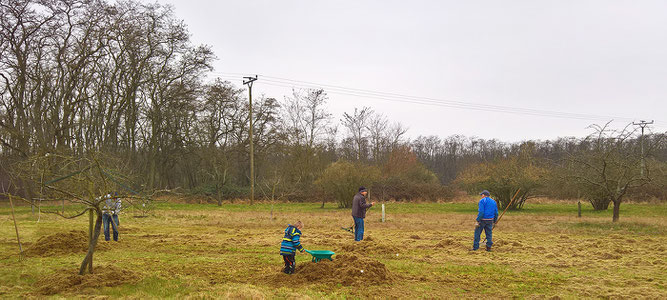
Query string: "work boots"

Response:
xmin=485 ymin=246 xmax=492 ymax=252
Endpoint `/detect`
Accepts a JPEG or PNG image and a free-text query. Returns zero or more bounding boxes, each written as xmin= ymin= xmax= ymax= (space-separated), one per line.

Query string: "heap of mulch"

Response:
xmin=25 ymin=230 xmax=110 ymax=257
xmin=35 ymin=265 xmax=140 ymax=295
xmin=295 ymin=254 xmax=392 ymax=286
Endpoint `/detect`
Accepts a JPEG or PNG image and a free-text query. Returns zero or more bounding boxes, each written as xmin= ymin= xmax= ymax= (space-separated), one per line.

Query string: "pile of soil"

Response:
xmin=295 ymin=254 xmax=391 ymax=286
xmin=25 ymin=230 xmax=110 ymax=257
xmin=35 ymin=265 xmax=139 ymax=295
xmin=435 ymin=238 xmax=459 ymax=248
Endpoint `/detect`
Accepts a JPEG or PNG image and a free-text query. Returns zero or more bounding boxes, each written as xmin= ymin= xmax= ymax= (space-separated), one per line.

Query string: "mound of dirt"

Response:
xmin=25 ymin=230 xmax=110 ymax=257
xmin=435 ymin=238 xmax=459 ymax=248
xmin=295 ymin=254 xmax=391 ymax=286
xmin=35 ymin=265 xmax=139 ymax=295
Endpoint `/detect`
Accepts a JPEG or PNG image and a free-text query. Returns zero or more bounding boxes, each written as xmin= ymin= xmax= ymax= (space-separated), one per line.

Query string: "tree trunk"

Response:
xmin=216 ymin=182 xmax=222 ymax=206
xmin=88 ymin=210 xmax=93 ymax=274
xmin=612 ymin=200 xmax=621 ymax=222
xmin=79 ymin=210 xmax=103 ymax=275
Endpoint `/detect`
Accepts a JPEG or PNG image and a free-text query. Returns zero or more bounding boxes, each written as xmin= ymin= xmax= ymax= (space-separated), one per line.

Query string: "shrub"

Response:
xmin=315 ymin=160 xmax=381 ymax=208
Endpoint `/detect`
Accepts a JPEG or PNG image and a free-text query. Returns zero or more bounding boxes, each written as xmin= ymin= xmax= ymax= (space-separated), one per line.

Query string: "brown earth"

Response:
xmin=297 ymin=253 xmax=391 ymax=285
xmin=35 ymin=265 xmax=139 ymax=295
xmin=262 ymin=253 xmax=392 ymax=287
xmin=24 ymin=230 xmax=110 ymax=257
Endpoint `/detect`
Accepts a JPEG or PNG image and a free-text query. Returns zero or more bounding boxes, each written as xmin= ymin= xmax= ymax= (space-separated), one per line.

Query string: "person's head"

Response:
xmin=479 ymin=190 xmax=490 ymax=197
xmin=294 ymin=220 xmax=304 ymax=230
xmin=358 ymin=186 xmax=367 ymax=196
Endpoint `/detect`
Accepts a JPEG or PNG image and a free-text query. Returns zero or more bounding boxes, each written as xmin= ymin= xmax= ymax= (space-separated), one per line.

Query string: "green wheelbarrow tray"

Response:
xmin=305 ymin=250 xmax=335 ymax=262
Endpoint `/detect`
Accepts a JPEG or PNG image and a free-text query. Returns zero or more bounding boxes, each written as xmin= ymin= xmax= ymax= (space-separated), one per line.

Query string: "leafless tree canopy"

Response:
xmin=1 ymin=0 xmax=667 ymax=209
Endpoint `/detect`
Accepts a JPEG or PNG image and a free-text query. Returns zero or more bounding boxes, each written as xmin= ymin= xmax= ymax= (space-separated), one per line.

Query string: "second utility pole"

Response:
xmin=633 ymin=120 xmax=654 ymax=177
xmin=243 ymin=75 xmax=258 ymax=205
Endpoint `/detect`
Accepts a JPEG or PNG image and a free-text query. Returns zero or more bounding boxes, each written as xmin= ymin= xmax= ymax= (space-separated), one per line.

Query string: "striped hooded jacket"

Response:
xmin=280 ymin=225 xmax=304 ymax=255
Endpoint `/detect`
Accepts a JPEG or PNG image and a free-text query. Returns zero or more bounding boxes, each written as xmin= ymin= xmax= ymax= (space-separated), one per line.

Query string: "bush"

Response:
xmin=456 ymin=154 xmax=546 ymax=210
xmin=315 ymin=160 xmax=381 ymax=208
xmin=372 ymin=147 xmax=450 ymax=202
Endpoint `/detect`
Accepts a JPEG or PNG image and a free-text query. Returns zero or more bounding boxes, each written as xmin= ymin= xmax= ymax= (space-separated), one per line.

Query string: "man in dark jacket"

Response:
xmin=471 ymin=190 xmax=499 ymax=251
xmin=351 ymin=186 xmax=374 ymax=241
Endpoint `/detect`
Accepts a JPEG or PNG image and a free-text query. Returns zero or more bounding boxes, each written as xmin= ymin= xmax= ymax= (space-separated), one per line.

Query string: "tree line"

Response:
xmin=2 ymin=0 xmax=666 ymax=220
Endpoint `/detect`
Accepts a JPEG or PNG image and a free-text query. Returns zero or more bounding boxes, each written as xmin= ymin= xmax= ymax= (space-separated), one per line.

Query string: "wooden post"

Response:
xmin=381 ymin=203 xmax=385 ymax=223
xmin=8 ymin=195 xmax=24 ymax=260
xmin=577 ymin=201 xmax=582 ymax=218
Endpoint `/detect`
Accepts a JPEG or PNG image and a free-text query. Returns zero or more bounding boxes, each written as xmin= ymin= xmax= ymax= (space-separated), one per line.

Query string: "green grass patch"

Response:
xmin=568 ymin=221 xmax=665 ymax=235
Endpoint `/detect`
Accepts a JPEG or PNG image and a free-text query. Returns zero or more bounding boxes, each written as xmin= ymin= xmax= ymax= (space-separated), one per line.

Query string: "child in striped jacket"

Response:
xmin=280 ymin=221 xmax=305 ymax=274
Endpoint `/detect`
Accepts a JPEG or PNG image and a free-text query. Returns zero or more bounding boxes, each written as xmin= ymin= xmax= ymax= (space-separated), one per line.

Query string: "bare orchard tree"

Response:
xmin=10 ymin=153 xmax=136 ymax=275
xmin=565 ymin=122 xmax=661 ymax=222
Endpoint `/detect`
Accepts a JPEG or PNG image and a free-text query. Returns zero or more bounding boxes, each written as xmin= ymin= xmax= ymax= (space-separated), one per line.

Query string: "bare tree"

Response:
xmin=341 ymin=107 xmax=373 ymax=161
xmin=565 ymin=122 xmax=660 ymax=222
xmin=9 ymin=153 xmax=140 ymax=275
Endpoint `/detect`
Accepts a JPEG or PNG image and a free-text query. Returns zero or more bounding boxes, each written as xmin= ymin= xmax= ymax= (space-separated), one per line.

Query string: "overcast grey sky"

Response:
xmin=151 ymin=0 xmax=667 ymax=142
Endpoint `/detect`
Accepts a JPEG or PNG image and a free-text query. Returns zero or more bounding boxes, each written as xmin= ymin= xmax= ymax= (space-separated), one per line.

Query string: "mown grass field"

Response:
xmin=1 ymin=199 xmax=666 ymax=299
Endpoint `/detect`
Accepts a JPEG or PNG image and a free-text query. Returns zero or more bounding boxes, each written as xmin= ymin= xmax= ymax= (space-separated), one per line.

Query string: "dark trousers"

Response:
xmin=282 ymin=254 xmax=295 ymax=274
xmin=473 ymin=220 xmax=493 ymax=249
xmin=103 ymin=213 xmax=119 ymax=241
xmin=353 ymin=216 xmax=365 ymax=241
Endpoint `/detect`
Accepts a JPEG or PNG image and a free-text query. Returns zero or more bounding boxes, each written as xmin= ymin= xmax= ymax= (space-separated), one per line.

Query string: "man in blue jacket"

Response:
xmin=280 ymin=221 xmax=305 ymax=274
xmin=471 ymin=190 xmax=498 ymax=252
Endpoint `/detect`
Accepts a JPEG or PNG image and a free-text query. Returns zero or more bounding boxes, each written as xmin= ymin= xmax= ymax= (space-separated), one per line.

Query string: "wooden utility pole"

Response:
xmin=243 ymin=75 xmax=258 ymax=205
xmin=632 ymin=120 xmax=654 ymax=177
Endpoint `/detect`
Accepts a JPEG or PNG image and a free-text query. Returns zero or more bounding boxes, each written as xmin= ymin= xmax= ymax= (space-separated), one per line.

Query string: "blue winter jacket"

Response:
xmin=477 ymin=197 xmax=499 ymax=222
xmin=280 ymin=225 xmax=304 ymax=255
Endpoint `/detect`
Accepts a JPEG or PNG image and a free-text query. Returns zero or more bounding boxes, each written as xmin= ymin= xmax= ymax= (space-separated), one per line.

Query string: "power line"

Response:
xmin=211 ymin=72 xmax=655 ymax=123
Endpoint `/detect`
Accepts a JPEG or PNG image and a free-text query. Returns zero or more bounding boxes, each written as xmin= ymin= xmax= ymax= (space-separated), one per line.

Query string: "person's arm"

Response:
xmin=361 ymin=197 xmax=373 ymax=209
xmin=292 ymin=228 xmax=304 ymax=252
xmin=476 ymin=200 xmax=483 ymax=222
xmin=493 ymin=200 xmax=499 ymax=223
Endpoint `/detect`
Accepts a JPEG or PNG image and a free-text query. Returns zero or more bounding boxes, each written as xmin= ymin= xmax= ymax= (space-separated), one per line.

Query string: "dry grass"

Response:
xmin=0 ymin=201 xmax=665 ymax=298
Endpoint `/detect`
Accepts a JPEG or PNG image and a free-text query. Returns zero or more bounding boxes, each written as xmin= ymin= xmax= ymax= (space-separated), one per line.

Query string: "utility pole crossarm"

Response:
xmin=243 ymin=75 xmax=258 ymax=86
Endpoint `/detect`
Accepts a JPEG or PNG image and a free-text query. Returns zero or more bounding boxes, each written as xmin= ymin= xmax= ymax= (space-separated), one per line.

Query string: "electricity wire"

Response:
xmin=210 ymin=72 xmax=657 ymax=123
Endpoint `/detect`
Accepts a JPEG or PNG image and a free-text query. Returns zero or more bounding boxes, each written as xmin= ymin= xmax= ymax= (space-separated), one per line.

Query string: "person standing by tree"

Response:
xmin=102 ymin=192 xmax=121 ymax=241
xmin=471 ymin=190 xmax=498 ymax=251
xmin=351 ymin=187 xmax=375 ymax=241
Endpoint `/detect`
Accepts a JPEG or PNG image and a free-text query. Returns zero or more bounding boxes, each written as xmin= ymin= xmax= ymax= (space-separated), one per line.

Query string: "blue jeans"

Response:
xmin=103 ymin=213 xmax=119 ymax=241
xmin=473 ymin=220 xmax=493 ymax=249
xmin=353 ymin=216 xmax=364 ymax=241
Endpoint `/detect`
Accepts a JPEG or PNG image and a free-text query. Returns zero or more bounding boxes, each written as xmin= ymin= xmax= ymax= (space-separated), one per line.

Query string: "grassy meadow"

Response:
xmin=0 ymin=199 xmax=666 ymax=299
